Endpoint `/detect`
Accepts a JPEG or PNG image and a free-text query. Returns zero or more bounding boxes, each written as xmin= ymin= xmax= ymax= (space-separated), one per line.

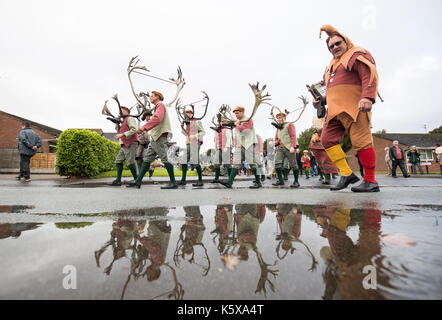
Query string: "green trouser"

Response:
xmin=214 ymin=167 xmax=220 ymax=181
xmin=324 ymin=173 xmax=331 ymax=182
xmin=181 ymin=143 xmax=202 ymax=182
xmin=214 ymin=148 xmax=231 ymax=181
xmin=304 ymin=167 xmax=310 ymax=177
xmin=140 ymin=135 xmax=176 ymax=184
xmin=283 ymin=168 xmax=289 ymax=179
xmin=231 ymin=145 xmax=261 ymax=184
xmin=275 ymin=146 xmax=299 ymax=184
xmin=293 ymin=168 xmax=299 ymax=183
xmin=115 ymin=163 xmax=124 ymax=182
xmin=115 ymin=142 xmax=138 ymax=182
xmin=227 ymin=167 xmax=237 ymax=184
xmin=115 ymin=163 xmax=137 ymax=182
xmin=276 ymin=167 xmax=284 ymax=183
xmin=137 ymin=161 xmax=175 ymax=184
xmin=277 ymin=167 xmax=299 ymax=183
xmin=181 ymin=164 xmax=203 ymax=182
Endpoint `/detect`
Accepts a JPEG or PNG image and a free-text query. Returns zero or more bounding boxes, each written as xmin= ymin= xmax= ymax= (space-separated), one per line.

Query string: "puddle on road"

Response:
xmin=0 ymin=204 xmax=441 ymax=300
xmin=0 ymin=205 xmax=35 ymax=213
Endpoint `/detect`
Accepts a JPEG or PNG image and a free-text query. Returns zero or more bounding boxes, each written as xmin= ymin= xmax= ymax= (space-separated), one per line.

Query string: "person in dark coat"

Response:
xmin=17 ymin=122 xmax=42 ymax=182
xmin=407 ymin=146 xmax=424 ymax=174
xmin=389 ymin=140 xmax=410 ymax=178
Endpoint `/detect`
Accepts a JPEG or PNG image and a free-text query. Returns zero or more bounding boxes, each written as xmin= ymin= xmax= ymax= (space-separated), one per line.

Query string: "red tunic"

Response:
xmin=119 ymin=116 xmax=139 ymax=147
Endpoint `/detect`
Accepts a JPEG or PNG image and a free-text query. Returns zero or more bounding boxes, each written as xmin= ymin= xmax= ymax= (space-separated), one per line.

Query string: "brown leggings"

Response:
xmin=321 ymin=112 xmax=373 ymax=152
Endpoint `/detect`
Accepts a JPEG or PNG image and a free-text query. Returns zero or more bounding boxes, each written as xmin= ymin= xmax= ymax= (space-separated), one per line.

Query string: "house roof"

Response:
xmin=373 ymin=133 xmax=442 ymax=148
xmin=101 ymin=132 xmax=118 ymax=142
xmin=0 ymin=110 xmax=62 ymax=137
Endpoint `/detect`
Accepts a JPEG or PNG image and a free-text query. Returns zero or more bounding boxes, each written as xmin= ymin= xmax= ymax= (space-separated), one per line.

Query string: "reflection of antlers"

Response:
xmin=296 ymin=238 xmax=319 ymax=272
xmin=150 ymin=263 xmax=184 ymax=300
xmin=275 ymin=235 xmax=318 ymax=272
xmin=240 ymin=82 xmax=271 ymax=123
xmin=173 ymin=227 xmax=211 ymax=276
xmin=253 ymin=248 xmax=278 ymax=297
xmin=275 ymin=238 xmax=295 ymax=260
xmin=165 ymin=67 xmax=185 ymax=108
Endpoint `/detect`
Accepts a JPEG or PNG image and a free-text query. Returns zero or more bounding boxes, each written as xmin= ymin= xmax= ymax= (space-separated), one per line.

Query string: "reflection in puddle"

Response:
xmin=0 ymin=204 xmax=441 ymax=300
xmin=0 ymin=205 xmax=35 ymax=213
xmin=0 ymin=222 xmax=41 ymax=239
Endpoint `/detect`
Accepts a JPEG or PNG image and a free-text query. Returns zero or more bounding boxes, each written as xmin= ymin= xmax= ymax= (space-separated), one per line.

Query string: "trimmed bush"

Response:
xmin=56 ymin=129 xmax=120 ymax=177
xmin=55 ymin=222 xmax=94 ymax=229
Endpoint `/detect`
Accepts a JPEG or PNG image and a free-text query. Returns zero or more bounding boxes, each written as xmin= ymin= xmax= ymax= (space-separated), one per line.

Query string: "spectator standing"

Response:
xmin=301 ymin=150 xmax=311 ymax=179
xmin=389 ymin=140 xmax=410 ymax=178
xmin=384 ymin=147 xmax=392 ymax=176
xmin=407 ymin=146 xmax=424 ymax=175
xmin=310 ymin=153 xmax=318 ymax=176
xmin=296 ymin=149 xmax=303 ymax=176
xmin=435 ymin=144 xmax=442 ymax=175
xmin=17 ymin=122 xmax=42 ymax=182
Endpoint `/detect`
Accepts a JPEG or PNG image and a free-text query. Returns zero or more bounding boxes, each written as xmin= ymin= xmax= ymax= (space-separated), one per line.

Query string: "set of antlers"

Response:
xmin=175 ymin=91 xmax=210 ymax=124
xmin=103 ymin=57 xmax=312 ymax=129
xmin=210 ymin=82 xmax=271 ymax=132
xmin=102 ymin=56 xmax=186 ymax=126
xmin=267 ymin=95 xmax=309 ymax=129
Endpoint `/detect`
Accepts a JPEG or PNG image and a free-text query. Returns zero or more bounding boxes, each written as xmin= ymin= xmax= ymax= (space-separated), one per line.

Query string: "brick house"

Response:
xmin=346 ymin=133 xmax=442 ymax=173
xmin=0 ymin=110 xmax=61 ymax=173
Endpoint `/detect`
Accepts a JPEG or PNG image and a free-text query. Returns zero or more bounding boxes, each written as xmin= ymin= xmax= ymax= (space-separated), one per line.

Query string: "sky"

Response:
xmin=1 ymin=0 xmax=441 ymax=151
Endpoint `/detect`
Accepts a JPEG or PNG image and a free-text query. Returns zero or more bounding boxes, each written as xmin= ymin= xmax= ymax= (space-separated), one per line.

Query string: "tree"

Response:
xmin=340 ymin=133 xmax=353 ymax=152
xmin=297 ymin=127 xmax=316 ymax=152
xmin=429 ymin=125 xmax=442 ymax=134
xmin=298 ymin=127 xmax=352 ymax=153
xmin=375 ymin=129 xmax=387 ymax=134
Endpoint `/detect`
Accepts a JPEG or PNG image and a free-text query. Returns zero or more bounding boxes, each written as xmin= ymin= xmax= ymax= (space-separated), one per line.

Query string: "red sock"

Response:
xmin=357 ymin=147 xmax=376 ymax=183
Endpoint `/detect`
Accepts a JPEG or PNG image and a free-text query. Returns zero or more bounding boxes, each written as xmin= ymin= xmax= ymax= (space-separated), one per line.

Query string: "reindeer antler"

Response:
xmin=240 ymin=82 xmax=271 ymax=123
xmin=254 ymin=248 xmax=279 ymax=297
xmin=127 ymin=56 xmax=155 ymax=119
xmin=176 ymin=91 xmax=210 ymax=122
xmin=165 ymin=67 xmax=185 ymax=107
xmin=267 ymin=95 xmax=309 ymax=127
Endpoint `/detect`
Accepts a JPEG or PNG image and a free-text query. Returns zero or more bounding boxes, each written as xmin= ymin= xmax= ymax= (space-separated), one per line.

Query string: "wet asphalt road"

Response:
xmin=1 ymin=174 xmax=441 ymax=300
xmin=0 ymin=175 xmax=441 ymax=219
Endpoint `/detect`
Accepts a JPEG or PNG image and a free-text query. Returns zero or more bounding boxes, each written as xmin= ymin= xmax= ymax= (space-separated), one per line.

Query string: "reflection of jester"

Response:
xmin=174 ymin=206 xmax=210 ymax=276
xmin=314 ymin=206 xmax=383 ymax=299
xmin=309 ymin=127 xmax=339 ymax=185
xmin=273 ymin=204 xmax=318 ymax=271
xmin=210 ymin=204 xmax=234 ymax=254
xmin=234 ymin=204 xmax=278 ymax=296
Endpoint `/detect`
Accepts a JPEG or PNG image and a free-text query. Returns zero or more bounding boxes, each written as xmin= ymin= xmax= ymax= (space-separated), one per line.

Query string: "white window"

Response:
xmin=417 ymin=148 xmax=434 ymax=163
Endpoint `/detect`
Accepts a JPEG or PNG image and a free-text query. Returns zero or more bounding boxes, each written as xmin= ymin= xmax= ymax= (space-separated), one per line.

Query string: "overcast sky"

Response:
xmin=1 ymin=0 xmax=441 ymax=150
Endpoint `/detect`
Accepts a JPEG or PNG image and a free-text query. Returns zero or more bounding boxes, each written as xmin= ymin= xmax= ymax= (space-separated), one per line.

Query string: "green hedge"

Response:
xmin=56 ymin=129 xmax=120 ymax=177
